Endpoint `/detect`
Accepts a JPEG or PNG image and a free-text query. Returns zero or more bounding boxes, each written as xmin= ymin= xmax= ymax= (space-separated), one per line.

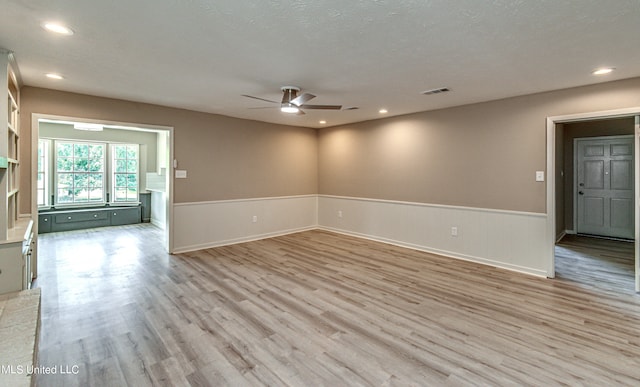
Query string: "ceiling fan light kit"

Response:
xmin=280 ymin=103 xmax=300 ymax=114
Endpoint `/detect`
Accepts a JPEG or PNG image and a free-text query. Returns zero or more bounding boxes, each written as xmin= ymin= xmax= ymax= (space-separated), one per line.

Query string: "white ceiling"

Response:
xmin=1 ymin=0 xmax=639 ymax=128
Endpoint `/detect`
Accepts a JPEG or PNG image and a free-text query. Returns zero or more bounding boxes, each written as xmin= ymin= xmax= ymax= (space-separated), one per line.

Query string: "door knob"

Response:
xmin=579 ymin=191 xmax=584 ymax=195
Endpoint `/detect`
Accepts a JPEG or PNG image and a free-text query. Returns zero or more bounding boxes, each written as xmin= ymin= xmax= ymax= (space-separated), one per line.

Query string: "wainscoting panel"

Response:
xmin=173 ymin=195 xmax=318 ymax=253
xmin=318 ymin=195 xmax=548 ymax=276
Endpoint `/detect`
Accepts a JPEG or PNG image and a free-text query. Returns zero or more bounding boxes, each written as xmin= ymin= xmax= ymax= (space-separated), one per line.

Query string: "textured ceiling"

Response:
xmin=1 ymin=0 xmax=639 ymax=128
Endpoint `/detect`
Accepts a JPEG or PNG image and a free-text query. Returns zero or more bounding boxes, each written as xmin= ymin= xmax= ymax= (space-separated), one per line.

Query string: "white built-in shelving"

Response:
xmin=1 ymin=49 xmax=20 ymax=234
xmin=0 ymin=49 xmax=33 ymax=294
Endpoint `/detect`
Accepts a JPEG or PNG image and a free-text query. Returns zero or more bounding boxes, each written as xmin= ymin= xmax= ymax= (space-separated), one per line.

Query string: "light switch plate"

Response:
xmin=175 ymin=169 xmax=187 ymax=179
xmin=536 ymin=171 xmax=544 ymax=182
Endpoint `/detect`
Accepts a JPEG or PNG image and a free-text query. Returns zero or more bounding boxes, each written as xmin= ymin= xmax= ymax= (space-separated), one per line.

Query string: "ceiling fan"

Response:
xmin=242 ymin=86 xmax=342 ymax=115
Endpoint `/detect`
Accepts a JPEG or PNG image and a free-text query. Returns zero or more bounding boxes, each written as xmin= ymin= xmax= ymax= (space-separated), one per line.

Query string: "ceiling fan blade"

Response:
xmin=290 ymin=92 xmax=316 ymax=106
xmin=299 ymin=104 xmax=342 ymax=110
xmin=242 ymin=94 xmax=279 ymax=104
xmin=296 ymin=109 xmax=306 ymax=115
xmin=248 ymin=106 xmax=279 ymax=109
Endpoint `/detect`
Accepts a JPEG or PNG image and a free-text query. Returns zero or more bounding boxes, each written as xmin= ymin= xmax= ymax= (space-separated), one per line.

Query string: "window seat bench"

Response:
xmin=38 ymin=206 xmax=141 ymax=234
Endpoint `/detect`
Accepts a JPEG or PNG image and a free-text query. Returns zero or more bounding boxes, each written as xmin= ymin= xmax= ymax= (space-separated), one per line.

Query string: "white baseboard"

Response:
xmin=318 ymin=195 xmax=549 ymax=277
xmin=170 ymin=194 xmax=550 ymax=277
xmin=173 ymin=226 xmax=317 ymax=254
xmin=150 ymin=218 xmax=165 ymax=230
xmin=319 ymin=226 xmax=548 ymax=277
xmin=172 ymin=195 xmax=318 ymax=253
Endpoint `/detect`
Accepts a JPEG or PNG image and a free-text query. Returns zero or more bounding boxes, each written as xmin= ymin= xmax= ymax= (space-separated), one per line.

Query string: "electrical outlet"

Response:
xmin=338 ymin=210 xmax=343 ymax=218
xmin=252 ymin=215 xmax=258 ymax=223
xmin=451 ymin=227 xmax=458 ymax=237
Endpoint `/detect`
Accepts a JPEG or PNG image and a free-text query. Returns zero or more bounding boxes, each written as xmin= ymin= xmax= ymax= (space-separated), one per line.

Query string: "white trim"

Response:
xmin=167 ymin=127 xmax=174 ymax=253
xmin=318 ymin=195 xmax=548 ymax=276
xmin=317 ymin=225 xmax=547 ymax=277
xmin=150 ymin=218 xmax=165 ymax=229
xmin=173 ymin=226 xmax=317 ymax=254
xmin=172 ymin=195 xmax=318 ymax=253
xmin=172 ymin=194 xmax=551 ymax=276
xmin=635 ymin=116 xmax=640 ymax=292
xmin=34 ymin=114 xmax=173 ymax=133
xmin=176 ymin=193 xmax=539 ymax=217
xmin=549 ymin=108 xmax=640 ymax=123
xmin=555 ymin=231 xmax=567 ymax=243
xmin=32 ymin=113 xmax=175 ymax=253
xmin=319 ymin=194 xmax=546 ymax=218
xmin=546 ymin=107 xmax=640 ymax=279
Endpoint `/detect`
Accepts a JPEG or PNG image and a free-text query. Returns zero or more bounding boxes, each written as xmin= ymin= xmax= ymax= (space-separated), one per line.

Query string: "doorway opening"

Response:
xmin=546 ymin=109 xmax=640 ymax=293
xmin=30 ymin=114 xmax=174 ymax=278
xmin=561 ymin=121 xmax=635 ymax=240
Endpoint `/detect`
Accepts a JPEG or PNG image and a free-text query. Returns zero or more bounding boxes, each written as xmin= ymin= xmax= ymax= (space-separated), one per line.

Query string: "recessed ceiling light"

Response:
xmin=319 ymin=120 xmax=327 ymax=124
xmin=45 ymin=73 xmax=64 ymax=80
xmin=43 ymin=22 xmax=74 ymax=36
xmin=379 ymin=108 xmax=388 ymax=114
xmin=592 ymin=67 xmax=614 ymax=75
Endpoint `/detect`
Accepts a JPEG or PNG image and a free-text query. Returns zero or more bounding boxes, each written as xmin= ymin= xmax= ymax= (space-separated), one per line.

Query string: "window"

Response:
xmin=55 ymin=141 xmax=105 ymax=204
xmin=112 ymin=144 xmax=139 ymax=202
xmin=37 ymin=139 xmax=50 ymax=207
xmin=41 ymin=139 xmax=140 ymax=207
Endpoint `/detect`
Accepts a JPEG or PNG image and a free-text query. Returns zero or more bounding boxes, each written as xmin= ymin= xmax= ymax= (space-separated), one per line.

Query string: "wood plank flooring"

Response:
xmin=33 ymin=225 xmax=640 ymax=386
xmin=555 ymin=234 xmax=635 ymax=295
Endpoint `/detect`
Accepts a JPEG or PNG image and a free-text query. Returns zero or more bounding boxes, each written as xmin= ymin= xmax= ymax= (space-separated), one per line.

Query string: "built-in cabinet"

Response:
xmin=0 ymin=49 xmax=33 ymax=294
xmin=38 ymin=206 xmax=142 ymax=233
xmin=0 ymin=220 xmax=33 ymax=293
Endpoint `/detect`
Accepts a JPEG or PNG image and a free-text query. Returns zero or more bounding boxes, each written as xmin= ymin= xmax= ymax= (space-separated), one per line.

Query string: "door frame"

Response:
xmin=573 ymin=135 xmax=634 ymax=239
xmin=546 ymin=107 xmax=640 ymax=292
xmin=30 ymin=113 xmax=175 ymax=255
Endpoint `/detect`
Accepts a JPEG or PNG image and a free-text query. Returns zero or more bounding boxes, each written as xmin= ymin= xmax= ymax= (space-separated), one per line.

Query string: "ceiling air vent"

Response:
xmin=421 ymin=87 xmax=450 ymax=95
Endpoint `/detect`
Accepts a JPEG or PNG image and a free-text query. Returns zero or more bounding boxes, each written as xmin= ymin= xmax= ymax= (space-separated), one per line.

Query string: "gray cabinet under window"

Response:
xmin=38 ymin=206 xmax=141 ymax=233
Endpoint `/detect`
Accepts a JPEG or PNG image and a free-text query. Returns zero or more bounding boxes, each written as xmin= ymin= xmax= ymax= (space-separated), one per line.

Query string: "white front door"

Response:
xmin=576 ymin=136 xmax=635 ymax=239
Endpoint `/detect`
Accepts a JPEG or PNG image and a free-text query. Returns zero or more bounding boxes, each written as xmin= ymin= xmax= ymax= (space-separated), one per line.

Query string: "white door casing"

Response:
xmin=575 ymin=136 xmax=634 ymax=239
xmin=32 ymin=113 xmax=175 ymax=254
xmin=635 ymin=116 xmax=640 ymax=292
xmin=546 ymin=107 xmax=640 ymax=282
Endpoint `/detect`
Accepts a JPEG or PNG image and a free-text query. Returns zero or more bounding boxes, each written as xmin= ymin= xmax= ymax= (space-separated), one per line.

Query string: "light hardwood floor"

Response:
xmin=33 ymin=225 xmax=640 ymax=386
xmin=555 ymin=234 xmax=635 ymax=295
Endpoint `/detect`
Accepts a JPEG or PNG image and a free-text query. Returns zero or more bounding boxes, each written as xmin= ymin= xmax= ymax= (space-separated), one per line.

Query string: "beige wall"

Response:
xmin=318 ymin=77 xmax=640 ymax=213
xmin=19 ymin=78 xmax=640 ymax=217
xmin=19 ymin=87 xmax=318 ymax=213
xmin=560 ymin=117 xmax=635 ymax=232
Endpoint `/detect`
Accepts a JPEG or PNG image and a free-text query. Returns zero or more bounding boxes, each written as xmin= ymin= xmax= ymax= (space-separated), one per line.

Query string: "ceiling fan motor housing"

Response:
xmin=281 ymin=86 xmax=300 ymax=104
